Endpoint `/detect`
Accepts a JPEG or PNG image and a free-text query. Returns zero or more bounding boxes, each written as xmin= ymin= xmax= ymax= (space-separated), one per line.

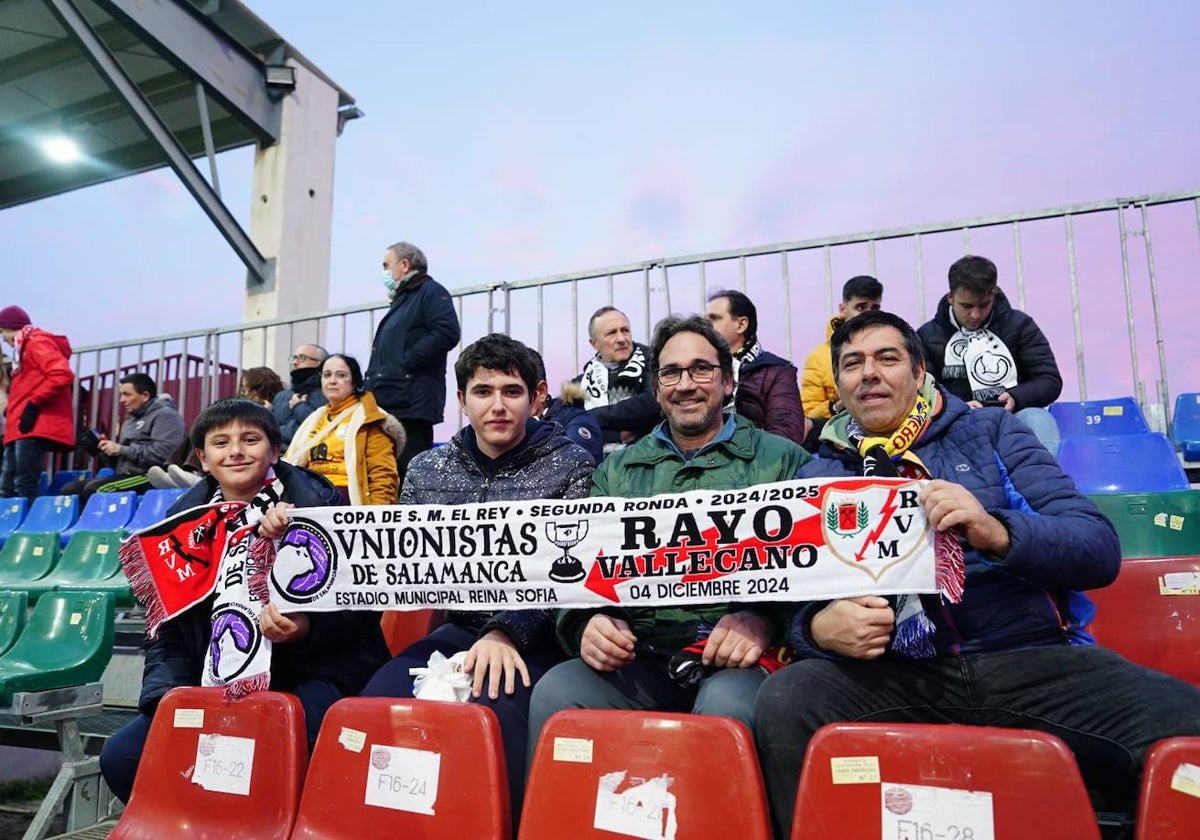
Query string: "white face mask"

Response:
xmin=381 ymin=270 xmax=399 ymax=294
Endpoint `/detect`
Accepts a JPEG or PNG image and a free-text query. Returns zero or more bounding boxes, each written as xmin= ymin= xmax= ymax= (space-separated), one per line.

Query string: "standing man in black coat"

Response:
xmin=363 ymin=242 xmax=461 ymax=485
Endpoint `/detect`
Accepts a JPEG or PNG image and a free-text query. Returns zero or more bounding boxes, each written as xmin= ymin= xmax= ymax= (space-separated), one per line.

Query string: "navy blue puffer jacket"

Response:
xmin=793 ymin=388 xmax=1119 ymax=658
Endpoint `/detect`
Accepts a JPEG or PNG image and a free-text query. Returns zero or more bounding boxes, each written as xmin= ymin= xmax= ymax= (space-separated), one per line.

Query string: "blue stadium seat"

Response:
xmin=96 ymin=467 xmax=114 ymax=479
xmin=1050 ymin=397 xmax=1150 ymax=438
xmin=1172 ymin=392 xmax=1200 ymax=462
xmin=1058 ymin=433 xmax=1189 ymax=494
xmin=58 ymin=491 xmax=137 ymax=546
xmin=15 ymin=495 xmax=78 ymax=536
xmin=0 ymin=499 xmax=28 ymax=548
xmin=46 ymin=470 xmax=90 ymax=496
xmin=125 ymin=487 xmax=186 ymax=533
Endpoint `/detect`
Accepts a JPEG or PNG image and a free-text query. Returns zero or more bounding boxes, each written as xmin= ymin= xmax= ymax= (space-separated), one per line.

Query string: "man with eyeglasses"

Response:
xmin=529 ymin=314 xmax=812 ymax=747
xmin=273 ymin=343 xmax=327 ymax=446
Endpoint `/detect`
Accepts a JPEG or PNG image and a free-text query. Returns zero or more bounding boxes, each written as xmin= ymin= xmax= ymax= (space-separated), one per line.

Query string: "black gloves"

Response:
xmin=18 ymin=403 xmax=39 ymax=434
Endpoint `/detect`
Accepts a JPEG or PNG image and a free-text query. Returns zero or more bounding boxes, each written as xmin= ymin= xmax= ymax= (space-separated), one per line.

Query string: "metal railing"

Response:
xmin=71 ymin=187 xmax=1200 ymax=441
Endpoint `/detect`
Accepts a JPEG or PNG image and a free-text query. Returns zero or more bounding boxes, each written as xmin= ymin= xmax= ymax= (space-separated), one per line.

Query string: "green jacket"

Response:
xmin=556 ymin=414 xmax=813 ymax=656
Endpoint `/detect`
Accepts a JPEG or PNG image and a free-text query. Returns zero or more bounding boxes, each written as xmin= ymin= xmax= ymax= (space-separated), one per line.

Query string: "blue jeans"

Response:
xmin=98 ymin=677 xmax=344 ymax=803
xmin=1016 ymin=407 xmax=1061 ymax=454
xmin=528 ymin=656 xmax=766 ymax=776
xmin=360 ymin=622 xmax=563 ymax=832
xmin=0 ymin=437 xmax=48 ymax=500
xmin=754 ymin=645 xmax=1200 ymax=838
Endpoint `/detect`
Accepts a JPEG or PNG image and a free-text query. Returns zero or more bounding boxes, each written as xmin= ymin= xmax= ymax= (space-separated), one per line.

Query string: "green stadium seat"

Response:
xmin=0 ymin=532 xmax=60 ymax=586
xmin=23 ymin=531 xmax=125 ymax=603
xmin=0 ymin=590 xmax=115 ymax=705
xmin=15 ymin=495 xmax=78 ymax=536
xmin=0 ymin=498 xmax=27 ymax=548
xmin=0 ymin=591 xmax=28 ymax=657
xmin=1089 ymin=491 xmax=1200 ymax=559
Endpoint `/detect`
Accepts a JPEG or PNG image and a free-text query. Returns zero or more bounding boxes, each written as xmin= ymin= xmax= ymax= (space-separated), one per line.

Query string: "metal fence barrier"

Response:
xmin=70 ymin=187 xmax=1200 ymax=447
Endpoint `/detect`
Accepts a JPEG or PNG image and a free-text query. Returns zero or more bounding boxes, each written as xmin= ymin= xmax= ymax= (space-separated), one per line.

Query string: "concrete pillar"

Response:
xmin=243 ymin=60 xmax=337 ymax=373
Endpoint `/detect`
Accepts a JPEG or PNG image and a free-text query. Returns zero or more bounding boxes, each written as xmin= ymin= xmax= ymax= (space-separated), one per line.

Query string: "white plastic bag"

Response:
xmin=409 ymin=650 xmax=472 ymax=702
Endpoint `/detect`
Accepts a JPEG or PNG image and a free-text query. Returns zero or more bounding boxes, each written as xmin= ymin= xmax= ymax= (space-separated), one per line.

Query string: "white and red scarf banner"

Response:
xmin=260 ymin=477 xmax=960 ymax=615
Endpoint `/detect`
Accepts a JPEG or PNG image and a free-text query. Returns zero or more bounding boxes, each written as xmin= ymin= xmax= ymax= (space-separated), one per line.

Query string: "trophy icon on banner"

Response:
xmin=546 ymin=520 xmax=589 ymax=583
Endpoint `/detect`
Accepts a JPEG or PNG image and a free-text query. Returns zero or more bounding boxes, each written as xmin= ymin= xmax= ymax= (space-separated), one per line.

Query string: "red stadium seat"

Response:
xmin=1088 ymin=556 xmax=1200 ymax=688
xmin=289 ymin=697 xmax=509 ymax=839
xmin=793 ymin=722 xmax=1101 ymax=840
xmin=1137 ymin=737 xmax=1200 ymax=839
xmin=520 ymin=710 xmax=770 ymax=840
xmin=379 ymin=608 xmax=443 ymax=656
xmin=109 ymin=687 xmax=307 ymax=840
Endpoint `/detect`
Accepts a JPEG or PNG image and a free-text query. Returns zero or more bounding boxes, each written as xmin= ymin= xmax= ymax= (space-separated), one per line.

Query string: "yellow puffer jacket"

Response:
xmin=284 ymin=390 xmax=406 ymax=505
xmin=801 ymin=316 xmax=843 ymax=419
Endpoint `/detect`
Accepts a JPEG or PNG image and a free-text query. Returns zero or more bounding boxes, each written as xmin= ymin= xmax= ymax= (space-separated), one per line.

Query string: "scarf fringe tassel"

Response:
xmin=117 ymin=538 xmax=168 ymax=638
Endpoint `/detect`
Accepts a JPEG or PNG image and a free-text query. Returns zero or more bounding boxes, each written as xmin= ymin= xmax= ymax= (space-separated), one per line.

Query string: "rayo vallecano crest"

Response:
xmin=821 ymin=482 xmax=929 ymax=581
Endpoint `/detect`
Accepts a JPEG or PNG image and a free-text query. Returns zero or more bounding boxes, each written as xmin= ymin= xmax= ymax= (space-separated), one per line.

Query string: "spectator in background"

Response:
xmin=706 ymin=289 xmax=810 ymax=447
xmin=802 ymin=275 xmax=883 ymax=422
xmin=363 ymin=334 xmax=594 ymax=831
xmin=239 ymin=366 xmax=284 ymax=408
xmin=576 ymin=306 xmax=659 ymax=453
xmin=363 ymin=242 xmax=461 ymax=487
xmin=0 ymin=305 xmax=75 ymax=501
xmin=273 ymin=343 xmax=328 ymax=446
xmin=285 ymin=354 xmax=404 ymax=505
xmin=64 ymin=373 xmax=186 ymax=501
xmin=917 ymin=255 xmax=1062 ymax=451
xmin=528 ymin=348 xmax=602 ymax=464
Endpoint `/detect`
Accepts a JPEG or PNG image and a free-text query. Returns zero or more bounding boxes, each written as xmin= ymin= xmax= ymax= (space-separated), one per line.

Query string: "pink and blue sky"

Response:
xmin=3 ymin=1 xmax=1198 ymax=408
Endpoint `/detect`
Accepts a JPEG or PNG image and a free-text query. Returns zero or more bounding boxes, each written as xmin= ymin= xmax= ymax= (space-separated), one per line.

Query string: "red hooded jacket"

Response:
xmin=5 ymin=327 xmax=75 ymax=450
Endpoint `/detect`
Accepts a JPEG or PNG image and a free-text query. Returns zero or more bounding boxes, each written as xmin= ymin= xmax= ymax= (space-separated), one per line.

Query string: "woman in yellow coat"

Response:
xmin=284 ymin=354 xmax=404 ymax=505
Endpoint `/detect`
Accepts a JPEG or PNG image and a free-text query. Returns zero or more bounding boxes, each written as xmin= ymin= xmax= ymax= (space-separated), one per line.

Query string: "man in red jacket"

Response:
xmin=0 ymin=306 xmax=75 ymax=501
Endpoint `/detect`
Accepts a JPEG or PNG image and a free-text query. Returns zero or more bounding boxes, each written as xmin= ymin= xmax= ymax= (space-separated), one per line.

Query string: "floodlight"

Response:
xmin=43 ymin=136 xmax=81 ymax=164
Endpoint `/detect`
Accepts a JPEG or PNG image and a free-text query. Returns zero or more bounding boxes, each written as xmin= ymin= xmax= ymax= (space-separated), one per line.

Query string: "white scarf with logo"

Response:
xmin=943 ymin=309 xmax=1018 ymax=402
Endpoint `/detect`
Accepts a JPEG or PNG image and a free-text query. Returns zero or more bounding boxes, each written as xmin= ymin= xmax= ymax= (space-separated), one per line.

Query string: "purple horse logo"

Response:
xmin=273 ymin=519 xmax=337 ymax=604
xmin=209 ymin=607 xmax=259 ymax=680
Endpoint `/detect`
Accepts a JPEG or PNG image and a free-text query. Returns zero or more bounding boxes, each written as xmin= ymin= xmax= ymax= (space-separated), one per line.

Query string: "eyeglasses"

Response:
xmin=290 ymin=353 xmax=315 ymax=363
xmin=656 ymin=362 xmax=720 ymax=386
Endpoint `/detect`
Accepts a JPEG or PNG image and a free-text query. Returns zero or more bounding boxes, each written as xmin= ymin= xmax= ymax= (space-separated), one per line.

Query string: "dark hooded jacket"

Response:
xmin=736 ymin=350 xmax=807 ymax=446
xmin=138 ymin=460 xmax=389 ymax=713
xmin=791 ymin=387 xmax=1119 ymax=659
xmin=401 ymin=418 xmax=594 ymax=651
xmin=917 ymin=289 xmax=1062 ymax=410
